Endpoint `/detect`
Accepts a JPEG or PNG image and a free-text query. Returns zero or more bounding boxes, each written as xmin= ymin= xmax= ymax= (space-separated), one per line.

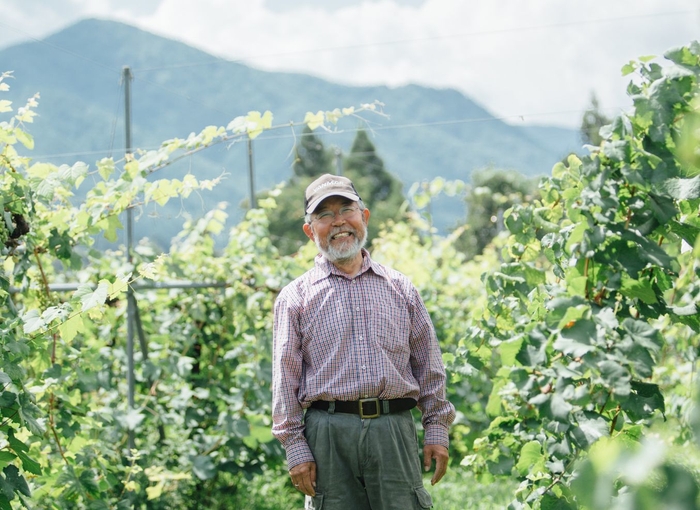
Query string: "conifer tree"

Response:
xmin=260 ymin=128 xmax=406 ymax=255
xmin=293 ymin=126 xmax=332 ymax=177
xmin=343 ymin=129 xmax=406 ymax=243
xmin=580 ymin=93 xmax=612 ymax=146
xmin=454 ymin=168 xmax=537 ymax=259
xmin=261 ymin=127 xmax=334 ymax=254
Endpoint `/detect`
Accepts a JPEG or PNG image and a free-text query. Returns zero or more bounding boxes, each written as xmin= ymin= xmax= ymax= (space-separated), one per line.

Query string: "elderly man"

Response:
xmin=272 ymin=174 xmax=455 ymax=510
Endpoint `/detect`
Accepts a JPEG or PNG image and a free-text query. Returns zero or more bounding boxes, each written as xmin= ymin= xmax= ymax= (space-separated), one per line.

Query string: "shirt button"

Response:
xmin=356 ymin=306 xmax=360 ymax=311
xmin=361 ymin=365 xmax=366 ymax=370
xmin=359 ymin=336 xmax=363 ymax=340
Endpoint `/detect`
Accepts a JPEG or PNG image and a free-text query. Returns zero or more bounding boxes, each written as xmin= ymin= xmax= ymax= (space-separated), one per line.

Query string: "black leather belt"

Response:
xmin=310 ymin=398 xmax=416 ymax=419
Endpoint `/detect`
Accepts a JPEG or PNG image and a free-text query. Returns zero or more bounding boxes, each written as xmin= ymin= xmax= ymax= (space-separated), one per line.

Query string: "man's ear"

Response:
xmin=362 ymin=207 xmax=370 ymax=224
xmin=303 ymin=223 xmax=315 ymax=241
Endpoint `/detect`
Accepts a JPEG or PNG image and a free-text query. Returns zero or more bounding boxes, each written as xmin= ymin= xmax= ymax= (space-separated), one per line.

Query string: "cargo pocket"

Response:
xmin=305 ymin=493 xmax=324 ymax=510
xmin=413 ymin=486 xmax=433 ymax=509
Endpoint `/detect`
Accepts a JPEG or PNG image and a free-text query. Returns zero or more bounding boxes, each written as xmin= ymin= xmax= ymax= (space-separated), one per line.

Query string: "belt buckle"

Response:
xmin=359 ymin=398 xmax=381 ymax=419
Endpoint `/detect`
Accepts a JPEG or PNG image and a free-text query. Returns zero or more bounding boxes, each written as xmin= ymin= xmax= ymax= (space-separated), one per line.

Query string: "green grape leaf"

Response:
xmin=553 ymin=320 xmax=597 ymax=357
xmin=97 ymin=157 xmax=115 ymax=180
xmin=58 ymin=161 xmax=88 ymax=188
xmin=75 ymin=281 xmax=109 ymax=312
xmin=622 ymin=318 xmax=662 ymax=353
xmin=191 ymin=455 xmax=216 ymax=481
xmin=3 ymin=466 xmax=29 ymax=498
xmin=499 ymin=338 xmax=523 ymax=366
xmin=516 ymin=441 xmax=545 ymax=476
xmin=14 ymin=129 xmax=33 ymax=150
xmin=103 ymin=214 xmax=123 ymax=243
xmin=599 ymin=360 xmax=631 ymax=396
xmin=78 ymin=469 xmax=100 ymax=495
xmin=620 ymin=274 xmax=657 ymax=304
xmin=0 ymin=454 xmax=16 ymax=472
xmin=246 ymin=111 xmax=273 ymax=139
xmin=21 ymin=310 xmax=45 ymax=335
xmin=18 ymin=395 xmax=46 ymax=435
xmin=516 ymin=329 xmax=548 ymax=367
xmin=658 ymin=175 xmax=700 ymax=200
xmin=304 ymin=111 xmax=325 ymax=131
xmin=624 ymin=381 xmax=665 ymax=421
xmin=58 ymin=313 xmax=86 ymax=343
xmin=570 ymin=412 xmax=608 ymax=449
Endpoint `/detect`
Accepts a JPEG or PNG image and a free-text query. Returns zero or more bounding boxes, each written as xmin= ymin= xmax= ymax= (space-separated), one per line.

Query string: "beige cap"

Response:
xmin=304 ymin=174 xmax=362 ymax=214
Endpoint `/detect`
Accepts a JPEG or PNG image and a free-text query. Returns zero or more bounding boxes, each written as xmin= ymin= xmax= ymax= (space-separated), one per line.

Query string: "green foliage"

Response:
xmin=456 ymin=42 xmax=700 ymax=508
xmin=453 ymin=168 xmax=538 ymax=259
xmin=424 ymin=467 xmax=518 ymax=510
xmin=255 ymin=177 xmax=312 ymax=257
xmin=580 ymin=93 xmax=613 ymax=147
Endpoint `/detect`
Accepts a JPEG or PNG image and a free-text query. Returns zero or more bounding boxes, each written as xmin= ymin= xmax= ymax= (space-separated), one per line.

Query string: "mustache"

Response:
xmin=328 ymin=227 xmax=356 ymax=238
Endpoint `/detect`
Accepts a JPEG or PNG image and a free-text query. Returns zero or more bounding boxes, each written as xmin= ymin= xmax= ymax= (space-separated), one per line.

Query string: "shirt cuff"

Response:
xmin=424 ymin=423 xmax=450 ymax=449
xmin=285 ymin=440 xmax=315 ymax=470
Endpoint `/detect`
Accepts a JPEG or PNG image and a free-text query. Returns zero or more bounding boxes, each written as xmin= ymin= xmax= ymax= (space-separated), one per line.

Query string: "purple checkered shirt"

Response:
xmin=272 ymin=249 xmax=455 ymax=469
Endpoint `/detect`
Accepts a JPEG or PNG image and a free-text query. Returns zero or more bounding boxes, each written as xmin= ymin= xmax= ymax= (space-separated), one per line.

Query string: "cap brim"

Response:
xmin=305 ymin=191 xmax=360 ymax=214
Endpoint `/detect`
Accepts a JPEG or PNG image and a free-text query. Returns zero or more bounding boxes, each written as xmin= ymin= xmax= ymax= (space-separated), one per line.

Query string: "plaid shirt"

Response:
xmin=272 ymin=249 xmax=455 ymax=469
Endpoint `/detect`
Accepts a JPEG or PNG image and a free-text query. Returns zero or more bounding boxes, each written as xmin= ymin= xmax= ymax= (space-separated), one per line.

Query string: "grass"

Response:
xmin=425 ymin=468 xmax=517 ymax=509
xmin=223 ymin=464 xmax=517 ymax=509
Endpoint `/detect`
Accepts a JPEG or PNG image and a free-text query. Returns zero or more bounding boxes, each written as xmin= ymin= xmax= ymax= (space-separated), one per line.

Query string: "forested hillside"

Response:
xmin=1 ymin=18 xmax=581 ymax=246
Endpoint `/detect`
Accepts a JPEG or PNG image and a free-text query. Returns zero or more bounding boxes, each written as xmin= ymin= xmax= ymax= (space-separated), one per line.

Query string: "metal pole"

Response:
xmin=247 ymin=138 xmax=256 ymax=209
xmin=123 ymin=65 xmax=136 ymax=450
xmin=133 ymin=304 xmax=148 ymax=361
xmin=334 ymin=146 xmax=342 ymax=176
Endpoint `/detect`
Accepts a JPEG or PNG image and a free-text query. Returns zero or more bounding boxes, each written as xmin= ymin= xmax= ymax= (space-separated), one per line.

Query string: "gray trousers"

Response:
xmin=303 ymin=407 xmax=433 ymax=510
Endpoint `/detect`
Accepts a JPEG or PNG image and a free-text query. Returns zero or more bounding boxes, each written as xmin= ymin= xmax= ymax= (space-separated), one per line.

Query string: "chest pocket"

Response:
xmin=371 ymin=302 xmax=411 ymax=354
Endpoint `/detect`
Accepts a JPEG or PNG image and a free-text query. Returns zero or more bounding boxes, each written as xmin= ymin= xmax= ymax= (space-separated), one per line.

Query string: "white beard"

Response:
xmin=315 ymin=225 xmax=367 ymax=264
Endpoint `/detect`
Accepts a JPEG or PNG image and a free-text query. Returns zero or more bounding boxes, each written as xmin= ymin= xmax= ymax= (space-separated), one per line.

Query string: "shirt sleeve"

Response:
xmin=271 ymin=293 xmax=315 ymax=470
xmin=407 ymin=284 xmax=456 ymax=449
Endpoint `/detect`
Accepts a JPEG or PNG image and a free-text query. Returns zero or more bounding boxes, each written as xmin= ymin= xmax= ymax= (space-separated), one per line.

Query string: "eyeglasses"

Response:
xmin=312 ymin=206 xmax=360 ymax=224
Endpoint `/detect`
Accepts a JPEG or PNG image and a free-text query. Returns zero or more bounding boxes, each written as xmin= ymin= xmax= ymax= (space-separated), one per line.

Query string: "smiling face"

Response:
xmin=303 ymin=195 xmax=371 ymax=268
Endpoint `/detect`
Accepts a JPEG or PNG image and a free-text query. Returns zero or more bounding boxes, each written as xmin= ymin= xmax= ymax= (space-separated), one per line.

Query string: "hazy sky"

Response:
xmin=1 ymin=0 xmax=699 ymax=128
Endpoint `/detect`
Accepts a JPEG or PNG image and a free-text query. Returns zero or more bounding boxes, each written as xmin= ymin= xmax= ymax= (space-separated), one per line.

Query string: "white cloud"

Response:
xmin=3 ymin=0 xmax=699 ymax=127
xmin=0 ymin=0 xmax=158 ymax=46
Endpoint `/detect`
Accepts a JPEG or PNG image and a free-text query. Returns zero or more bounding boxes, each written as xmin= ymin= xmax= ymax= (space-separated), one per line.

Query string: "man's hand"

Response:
xmin=423 ymin=444 xmax=449 ymax=485
xmin=289 ymin=461 xmax=317 ymax=497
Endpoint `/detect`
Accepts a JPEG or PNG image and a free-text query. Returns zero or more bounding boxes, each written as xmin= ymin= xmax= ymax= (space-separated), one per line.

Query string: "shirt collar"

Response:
xmin=310 ymin=248 xmax=386 ymax=283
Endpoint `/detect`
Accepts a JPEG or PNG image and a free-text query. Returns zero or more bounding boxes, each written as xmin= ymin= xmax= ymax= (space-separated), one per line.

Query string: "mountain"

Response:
xmin=1 ymin=18 xmax=582 ymax=247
